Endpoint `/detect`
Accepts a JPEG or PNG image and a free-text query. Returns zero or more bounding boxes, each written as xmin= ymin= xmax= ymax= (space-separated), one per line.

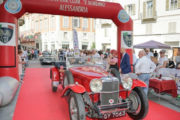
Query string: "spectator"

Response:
xmin=145 ymin=48 xmax=153 ymax=59
xmin=119 ymin=48 xmax=131 ymax=74
xmin=154 ymin=50 xmax=158 ymax=58
xmin=108 ymin=50 xmax=118 ymax=71
xmin=133 ymin=49 xmax=138 ymax=72
xmin=18 ymin=50 xmax=25 ymax=79
xmin=92 ymin=49 xmax=100 ymax=58
xmin=168 ymin=58 xmax=175 ymax=68
xmin=157 ymin=49 xmax=168 ymax=69
xmin=175 ymin=48 xmax=180 ymax=64
xmin=135 ymin=50 xmax=156 ymax=95
xmin=175 ymin=62 xmax=180 ymax=100
xmin=22 ymin=49 xmax=28 ymax=67
xmin=34 ymin=48 xmax=38 ymax=59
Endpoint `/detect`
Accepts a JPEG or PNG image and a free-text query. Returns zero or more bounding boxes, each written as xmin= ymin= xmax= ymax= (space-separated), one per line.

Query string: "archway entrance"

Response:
xmin=0 ymin=0 xmax=132 ymax=106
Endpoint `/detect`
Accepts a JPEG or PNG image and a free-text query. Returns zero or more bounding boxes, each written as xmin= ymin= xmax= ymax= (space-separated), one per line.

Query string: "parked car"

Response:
xmin=50 ymin=57 xmax=149 ymax=120
xmin=39 ymin=51 xmax=56 ymax=65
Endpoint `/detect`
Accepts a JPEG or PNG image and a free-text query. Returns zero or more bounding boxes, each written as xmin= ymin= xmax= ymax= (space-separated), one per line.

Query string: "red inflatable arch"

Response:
xmin=0 ymin=0 xmax=133 ymax=106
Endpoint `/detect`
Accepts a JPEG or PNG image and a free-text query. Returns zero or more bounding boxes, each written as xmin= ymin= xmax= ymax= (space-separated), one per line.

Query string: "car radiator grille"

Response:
xmin=100 ymin=77 xmax=119 ymax=106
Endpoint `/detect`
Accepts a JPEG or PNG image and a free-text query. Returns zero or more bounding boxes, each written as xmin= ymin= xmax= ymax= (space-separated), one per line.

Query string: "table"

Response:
xmin=149 ymin=78 xmax=177 ymax=97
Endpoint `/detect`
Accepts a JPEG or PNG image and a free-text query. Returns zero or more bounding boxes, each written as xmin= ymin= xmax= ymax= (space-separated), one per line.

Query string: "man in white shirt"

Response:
xmin=145 ymin=48 xmax=153 ymax=59
xmin=135 ymin=50 xmax=156 ymax=95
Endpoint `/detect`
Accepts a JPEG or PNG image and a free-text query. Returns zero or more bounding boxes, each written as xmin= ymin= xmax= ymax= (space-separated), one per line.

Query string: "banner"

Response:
xmin=73 ymin=29 xmax=80 ymax=56
xmin=0 ymin=23 xmax=16 ymax=46
xmin=121 ymin=31 xmax=133 ymax=49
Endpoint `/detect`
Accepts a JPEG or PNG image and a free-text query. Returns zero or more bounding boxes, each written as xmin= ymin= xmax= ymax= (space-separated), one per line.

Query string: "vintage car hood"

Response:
xmin=70 ymin=66 xmax=109 ymax=79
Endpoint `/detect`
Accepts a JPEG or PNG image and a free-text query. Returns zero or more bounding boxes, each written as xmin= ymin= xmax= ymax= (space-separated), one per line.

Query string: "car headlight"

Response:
xmin=121 ymin=75 xmax=133 ymax=90
xmin=90 ymin=79 xmax=102 ymax=93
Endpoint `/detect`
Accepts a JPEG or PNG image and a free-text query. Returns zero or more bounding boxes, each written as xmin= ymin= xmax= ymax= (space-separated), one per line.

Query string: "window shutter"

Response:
xmin=143 ymin=2 xmax=146 ymax=18
xmin=153 ymin=0 xmax=156 ymax=16
xmin=178 ymin=0 xmax=180 ymax=9
xmin=132 ymin=4 xmax=136 ymax=15
xmin=166 ymin=0 xmax=169 ymax=11
xmin=124 ymin=5 xmax=127 ymax=12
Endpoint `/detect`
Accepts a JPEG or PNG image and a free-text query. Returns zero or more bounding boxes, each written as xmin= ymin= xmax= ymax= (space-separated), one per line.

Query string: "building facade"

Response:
xmin=96 ymin=0 xmax=180 ymax=57
xmin=19 ymin=14 xmax=95 ymax=52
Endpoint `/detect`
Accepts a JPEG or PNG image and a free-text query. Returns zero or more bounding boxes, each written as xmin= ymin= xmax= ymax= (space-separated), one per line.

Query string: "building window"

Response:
xmin=82 ymin=45 xmax=88 ymax=50
xmin=82 ymin=18 xmax=88 ymax=30
xmin=64 ymin=32 xmax=68 ymax=39
xmin=104 ymin=28 xmax=108 ymax=37
xmin=168 ymin=22 xmax=176 ymax=33
xmin=40 ymin=20 xmax=43 ymax=31
xmin=146 ymin=1 xmax=153 ymax=18
xmin=63 ymin=16 xmax=69 ymax=28
xmin=62 ymin=44 xmax=69 ymax=49
xmin=83 ymin=33 xmax=87 ymax=40
xmin=72 ymin=17 xmax=80 ymax=28
xmin=127 ymin=4 xmax=133 ymax=15
xmin=170 ymin=0 xmax=178 ymax=10
xmin=52 ymin=16 xmax=56 ymax=31
xmin=44 ymin=18 xmax=48 ymax=31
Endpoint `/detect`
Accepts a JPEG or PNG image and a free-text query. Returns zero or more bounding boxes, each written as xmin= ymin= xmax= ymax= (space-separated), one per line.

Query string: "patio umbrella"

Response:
xmin=133 ymin=40 xmax=171 ymax=49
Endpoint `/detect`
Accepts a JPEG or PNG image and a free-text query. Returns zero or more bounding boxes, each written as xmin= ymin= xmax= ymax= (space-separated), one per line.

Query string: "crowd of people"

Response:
xmin=18 ymin=47 xmax=180 ymax=98
xmin=57 ymin=48 xmax=180 ymax=98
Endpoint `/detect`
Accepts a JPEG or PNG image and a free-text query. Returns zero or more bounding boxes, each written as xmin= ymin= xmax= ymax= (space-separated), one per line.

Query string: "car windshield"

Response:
xmin=66 ymin=56 xmax=106 ymax=69
xmin=42 ymin=52 xmax=51 ymax=56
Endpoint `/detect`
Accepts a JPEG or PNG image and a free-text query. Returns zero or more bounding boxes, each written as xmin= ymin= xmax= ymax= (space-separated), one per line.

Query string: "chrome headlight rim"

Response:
xmin=121 ymin=75 xmax=133 ymax=90
xmin=90 ymin=79 xmax=102 ymax=93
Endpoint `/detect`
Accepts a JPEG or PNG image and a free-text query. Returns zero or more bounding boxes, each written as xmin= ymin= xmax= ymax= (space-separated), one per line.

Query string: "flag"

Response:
xmin=73 ymin=29 xmax=80 ymax=56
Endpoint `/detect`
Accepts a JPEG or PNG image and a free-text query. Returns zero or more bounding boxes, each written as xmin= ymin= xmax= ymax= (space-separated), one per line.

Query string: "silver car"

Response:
xmin=39 ymin=51 xmax=56 ymax=65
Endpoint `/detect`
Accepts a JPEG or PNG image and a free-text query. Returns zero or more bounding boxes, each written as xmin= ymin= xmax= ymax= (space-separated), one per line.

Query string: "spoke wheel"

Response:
xmin=69 ymin=92 xmax=86 ymax=120
xmin=128 ymin=91 xmax=141 ymax=115
xmin=127 ymin=87 xmax=149 ymax=120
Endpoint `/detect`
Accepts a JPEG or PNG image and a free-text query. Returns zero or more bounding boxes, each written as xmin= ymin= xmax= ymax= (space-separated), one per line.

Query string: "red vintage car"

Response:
xmin=50 ymin=57 xmax=149 ymax=120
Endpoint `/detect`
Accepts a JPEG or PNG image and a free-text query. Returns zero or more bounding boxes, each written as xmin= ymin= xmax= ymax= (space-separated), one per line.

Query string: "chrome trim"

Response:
xmin=88 ymin=89 xmax=128 ymax=95
xmin=98 ymin=101 xmax=131 ymax=108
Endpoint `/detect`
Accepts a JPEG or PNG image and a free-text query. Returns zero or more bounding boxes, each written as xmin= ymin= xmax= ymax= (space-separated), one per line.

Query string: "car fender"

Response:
xmin=50 ymin=67 xmax=60 ymax=81
xmin=132 ymin=79 xmax=147 ymax=89
xmin=61 ymin=84 xmax=86 ymax=97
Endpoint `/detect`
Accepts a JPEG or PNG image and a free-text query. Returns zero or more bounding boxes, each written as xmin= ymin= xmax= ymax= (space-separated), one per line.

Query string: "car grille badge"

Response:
xmin=109 ymin=99 xmax=114 ymax=104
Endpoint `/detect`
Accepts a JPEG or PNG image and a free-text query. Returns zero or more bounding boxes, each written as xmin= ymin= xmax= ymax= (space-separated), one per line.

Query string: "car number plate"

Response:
xmin=103 ymin=110 xmax=126 ymax=119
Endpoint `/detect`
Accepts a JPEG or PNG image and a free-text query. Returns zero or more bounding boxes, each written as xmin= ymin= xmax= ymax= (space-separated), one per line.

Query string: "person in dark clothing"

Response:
xmin=154 ymin=50 xmax=158 ymax=58
xmin=119 ymin=48 xmax=131 ymax=74
xmin=168 ymin=59 xmax=175 ymax=68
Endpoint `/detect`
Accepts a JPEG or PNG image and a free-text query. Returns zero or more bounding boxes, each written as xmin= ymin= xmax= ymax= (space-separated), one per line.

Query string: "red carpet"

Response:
xmin=13 ymin=68 xmax=180 ymax=120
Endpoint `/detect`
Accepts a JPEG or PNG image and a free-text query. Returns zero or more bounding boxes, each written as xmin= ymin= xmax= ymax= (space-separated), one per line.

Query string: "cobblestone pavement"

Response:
xmin=0 ymin=60 xmax=179 ymax=120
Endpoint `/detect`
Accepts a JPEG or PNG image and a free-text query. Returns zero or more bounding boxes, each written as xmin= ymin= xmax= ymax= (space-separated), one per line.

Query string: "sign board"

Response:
xmin=0 ymin=23 xmax=16 ymax=46
xmin=121 ymin=31 xmax=133 ymax=49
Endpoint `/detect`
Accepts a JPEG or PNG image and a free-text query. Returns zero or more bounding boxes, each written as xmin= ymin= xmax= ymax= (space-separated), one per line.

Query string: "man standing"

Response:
xmin=135 ymin=50 xmax=156 ymax=95
xmin=145 ymin=48 xmax=153 ymax=59
xmin=119 ymin=48 xmax=131 ymax=74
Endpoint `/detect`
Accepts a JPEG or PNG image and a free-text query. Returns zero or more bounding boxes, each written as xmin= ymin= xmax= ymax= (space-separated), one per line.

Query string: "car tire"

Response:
xmin=110 ymin=68 xmax=121 ymax=83
xmin=51 ymin=82 xmax=58 ymax=92
xmin=50 ymin=69 xmax=52 ymax=79
xmin=69 ymin=92 xmax=86 ymax=120
xmin=63 ymin=71 xmax=74 ymax=88
xmin=127 ymin=87 xmax=149 ymax=120
xmin=41 ymin=62 xmax=44 ymax=65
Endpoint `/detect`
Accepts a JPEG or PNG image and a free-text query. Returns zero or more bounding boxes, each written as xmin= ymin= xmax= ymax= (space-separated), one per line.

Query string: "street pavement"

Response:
xmin=0 ymin=59 xmax=180 ymax=120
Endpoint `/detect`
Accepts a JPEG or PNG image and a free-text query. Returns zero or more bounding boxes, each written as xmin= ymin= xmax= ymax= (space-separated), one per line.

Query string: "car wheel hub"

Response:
xmin=70 ymin=97 xmax=78 ymax=120
xmin=128 ymin=91 xmax=141 ymax=115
